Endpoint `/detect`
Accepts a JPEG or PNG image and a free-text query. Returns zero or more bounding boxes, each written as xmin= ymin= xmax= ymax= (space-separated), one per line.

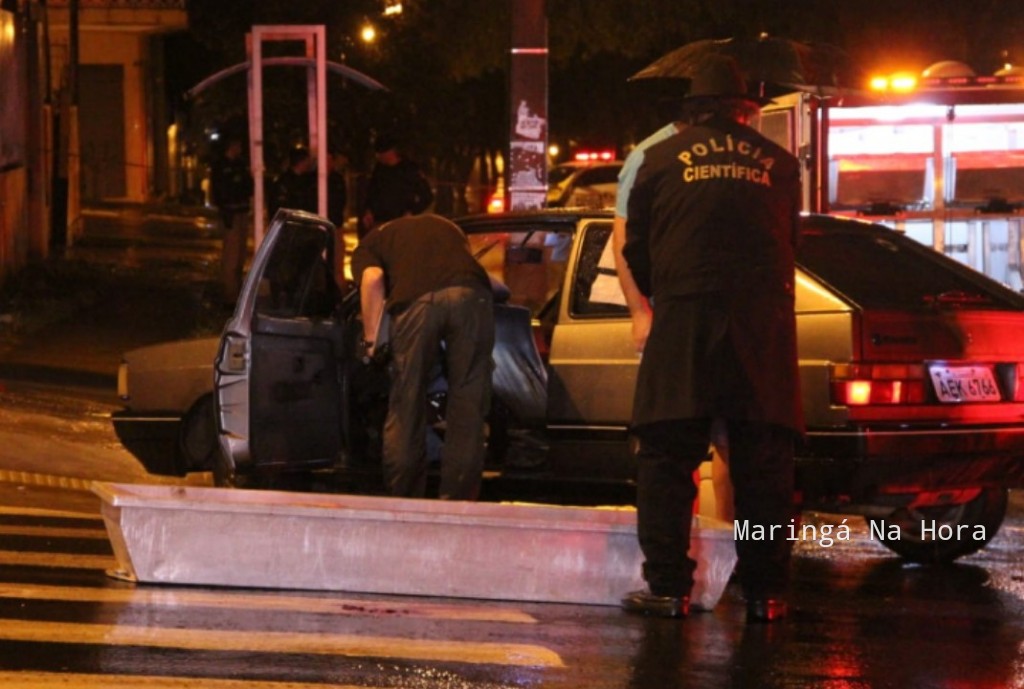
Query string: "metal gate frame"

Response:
xmin=247 ymin=25 xmax=327 ymax=248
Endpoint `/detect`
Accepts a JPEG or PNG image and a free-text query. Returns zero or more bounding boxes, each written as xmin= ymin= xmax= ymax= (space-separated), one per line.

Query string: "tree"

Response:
xmin=179 ymin=0 xmax=1024 ymax=214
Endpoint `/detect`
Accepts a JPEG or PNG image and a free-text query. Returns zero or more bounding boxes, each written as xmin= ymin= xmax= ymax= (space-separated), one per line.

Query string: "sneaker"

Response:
xmin=621 ymin=589 xmax=690 ymax=618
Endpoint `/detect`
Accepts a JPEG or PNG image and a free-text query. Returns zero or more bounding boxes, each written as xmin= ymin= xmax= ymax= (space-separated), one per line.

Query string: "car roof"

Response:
xmin=453 ymin=209 xmax=1024 ymax=311
xmin=457 ymin=208 xmax=615 ymax=232
xmin=455 ymin=209 xmax=868 ymax=233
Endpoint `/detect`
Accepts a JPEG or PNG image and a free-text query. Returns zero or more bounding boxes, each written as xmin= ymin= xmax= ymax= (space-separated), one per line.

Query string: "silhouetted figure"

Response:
xmin=359 ymin=134 xmax=433 ymax=237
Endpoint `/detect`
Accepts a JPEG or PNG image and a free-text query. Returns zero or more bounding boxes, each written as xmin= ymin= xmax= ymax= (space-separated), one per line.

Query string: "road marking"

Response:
xmin=0 ymin=471 xmax=95 ymax=493
xmin=0 ymin=503 xmax=101 ymax=519
xmin=0 ymin=525 xmax=109 ymax=539
xmin=0 ymin=672 xmax=398 ymax=689
xmin=0 ymin=582 xmax=538 ymax=624
xmin=0 ymin=550 xmax=117 ymax=570
xmin=0 ymin=618 xmax=565 ymax=668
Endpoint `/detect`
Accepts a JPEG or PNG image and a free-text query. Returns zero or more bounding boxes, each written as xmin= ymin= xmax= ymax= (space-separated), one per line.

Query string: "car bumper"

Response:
xmin=799 ymin=424 xmax=1024 ymax=504
xmin=111 ymin=410 xmax=185 ymax=476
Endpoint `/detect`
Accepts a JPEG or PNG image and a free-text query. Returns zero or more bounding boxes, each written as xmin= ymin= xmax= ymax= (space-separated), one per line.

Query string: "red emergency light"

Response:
xmin=574 ymin=150 xmax=616 ymax=163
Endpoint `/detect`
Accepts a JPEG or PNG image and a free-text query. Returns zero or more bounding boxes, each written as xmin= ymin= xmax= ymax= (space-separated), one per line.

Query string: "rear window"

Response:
xmin=466 ymin=227 xmax=574 ymax=317
xmin=797 ymin=223 xmax=1024 ymax=311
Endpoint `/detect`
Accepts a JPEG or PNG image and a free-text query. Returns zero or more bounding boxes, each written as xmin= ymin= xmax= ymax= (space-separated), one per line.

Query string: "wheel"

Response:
xmin=177 ymin=395 xmax=219 ymax=473
xmin=189 ymin=394 xmax=252 ymax=489
xmin=869 ymin=487 xmax=1008 ymax=563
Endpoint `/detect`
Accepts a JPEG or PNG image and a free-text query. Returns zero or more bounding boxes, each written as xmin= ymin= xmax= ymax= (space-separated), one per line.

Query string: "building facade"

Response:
xmin=0 ymin=0 xmax=185 ymax=280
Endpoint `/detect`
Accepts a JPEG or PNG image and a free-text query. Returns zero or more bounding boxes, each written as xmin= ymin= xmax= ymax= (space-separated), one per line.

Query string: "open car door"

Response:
xmin=214 ymin=209 xmax=345 ymax=485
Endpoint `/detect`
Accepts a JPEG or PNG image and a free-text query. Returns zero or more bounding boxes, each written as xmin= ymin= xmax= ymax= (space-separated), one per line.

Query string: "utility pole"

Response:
xmin=508 ymin=0 xmax=548 ymax=211
xmin=65 ymin=0 xmax=80 ymax=245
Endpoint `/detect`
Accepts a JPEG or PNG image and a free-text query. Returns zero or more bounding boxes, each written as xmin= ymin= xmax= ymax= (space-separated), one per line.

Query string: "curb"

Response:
xmin=0 ymin=363 xmax=116 ymax=391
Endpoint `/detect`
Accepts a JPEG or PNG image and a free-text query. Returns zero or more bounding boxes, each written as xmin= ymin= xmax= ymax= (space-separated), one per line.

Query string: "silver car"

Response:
xmin=117 ymin=208 xmax=1024 ymax=562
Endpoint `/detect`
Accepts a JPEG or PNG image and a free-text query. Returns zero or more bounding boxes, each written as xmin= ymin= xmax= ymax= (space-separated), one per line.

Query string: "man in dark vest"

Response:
xmin=621 ymin=54 xmax=803 ymax=623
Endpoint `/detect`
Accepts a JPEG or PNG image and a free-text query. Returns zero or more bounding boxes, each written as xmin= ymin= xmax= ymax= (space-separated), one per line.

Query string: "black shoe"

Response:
xmin=621 ymin=589 xmax=690 ymax=618
xmin=746 ymin=598 xmax=788 ymax=623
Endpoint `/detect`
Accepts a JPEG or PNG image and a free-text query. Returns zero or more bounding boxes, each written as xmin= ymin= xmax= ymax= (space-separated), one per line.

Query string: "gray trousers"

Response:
xmin=383 ymin=285 xmax=494 ymax=499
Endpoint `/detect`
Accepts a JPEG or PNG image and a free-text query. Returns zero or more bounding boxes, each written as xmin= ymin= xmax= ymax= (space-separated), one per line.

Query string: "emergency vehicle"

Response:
xmin=762 ymin=60 xmax=1024 ymax=289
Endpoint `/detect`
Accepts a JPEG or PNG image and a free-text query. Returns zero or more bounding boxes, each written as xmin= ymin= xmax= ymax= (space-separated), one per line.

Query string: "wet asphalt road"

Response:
xmin=0 ymin=486 xmax=1023 ymax=688
xmin=1 ymin=205 xmax=1024 ymax=687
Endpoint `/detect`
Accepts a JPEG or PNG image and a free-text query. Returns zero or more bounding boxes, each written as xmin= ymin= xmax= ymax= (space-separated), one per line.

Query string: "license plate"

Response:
xmin=929 ymin=365 xmax=1001 ymax=403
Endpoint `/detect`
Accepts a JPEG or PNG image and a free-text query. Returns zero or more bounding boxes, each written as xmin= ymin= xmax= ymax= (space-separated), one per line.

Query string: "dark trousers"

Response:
xmin=383 ymin=286 xmax=494 ymax=500
xmin=634 ymin=418 xmax=796 ymax=599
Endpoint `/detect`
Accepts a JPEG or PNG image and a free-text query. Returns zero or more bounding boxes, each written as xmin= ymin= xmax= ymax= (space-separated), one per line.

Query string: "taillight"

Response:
xmin=1012 ymin=364 xmax=1024 ymax=401
xmin=830 ymin=363 xmax=927 ymax=405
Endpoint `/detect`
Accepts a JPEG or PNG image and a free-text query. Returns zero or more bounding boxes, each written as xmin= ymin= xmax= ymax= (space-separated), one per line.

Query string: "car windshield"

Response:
xmin=797 ymin=222 xmax=1024 ymax=311
xmin=573 ymin=166 xmax=622 ymax=187
xmin=467 ymin=228 xmax=574 ymax=316
xmin=548 ymin=165 xmax=581 ymax=186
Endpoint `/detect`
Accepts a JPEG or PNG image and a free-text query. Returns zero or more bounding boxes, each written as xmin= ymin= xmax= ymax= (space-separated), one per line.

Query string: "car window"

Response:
xmin=797 ymin=223 xmax=1024 ymax=310
xmin=574 ymin=166 xmax=622 ymax=187
xmin=467 ymin=227 xmax=574 ymax=317
xmin=571 ymin=221 xmax=629 ymax=317
xmin=255 ymin=220 xmax=337 ymax=319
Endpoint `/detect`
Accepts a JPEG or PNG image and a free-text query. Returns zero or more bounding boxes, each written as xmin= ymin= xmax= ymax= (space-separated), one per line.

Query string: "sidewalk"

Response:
xmin=0 ymin=201 xmax=226 ymax=390
xmin=0 ymin=201 xmax=222 ymax=506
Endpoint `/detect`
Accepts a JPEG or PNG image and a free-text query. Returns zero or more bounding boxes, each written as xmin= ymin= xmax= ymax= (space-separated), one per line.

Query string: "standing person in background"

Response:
xmin=620 ymin=55 xmax=803 ymax=623
xmin=352 ymin=214 xmax=494 ymax=501
xmin=359 ymin=133 xmax=433 ymax=238
xmin=327 ymin=148 xmax=349 ymax=228
xmin=269 ymin=146 xmax=317 ymax=218
xmin=210 ymin=135 xmax=253 ymax=306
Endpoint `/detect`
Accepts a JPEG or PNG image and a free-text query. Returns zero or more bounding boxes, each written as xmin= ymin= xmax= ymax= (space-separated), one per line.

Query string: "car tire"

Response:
xmin=869 ymin=486 xmax=1008 ymax=563
xmin=177 ymin=394 xmax=219 ymax=473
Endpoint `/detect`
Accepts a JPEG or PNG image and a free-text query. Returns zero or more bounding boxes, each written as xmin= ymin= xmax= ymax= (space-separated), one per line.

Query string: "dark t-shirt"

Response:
xmin=269 ymin=169 xmax=317 ymax=218
xmin=362 ymin=159 xmax=434 ymax=225
xmin=351 ymin=215 xmax=490 ymax=312
xmin=210 ymin=155 xmax=253 ymax=213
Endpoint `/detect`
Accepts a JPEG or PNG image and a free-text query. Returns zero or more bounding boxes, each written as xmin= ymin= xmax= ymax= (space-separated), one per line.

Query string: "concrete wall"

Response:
xmin=47 ymin=5 xmax=187 ymax=203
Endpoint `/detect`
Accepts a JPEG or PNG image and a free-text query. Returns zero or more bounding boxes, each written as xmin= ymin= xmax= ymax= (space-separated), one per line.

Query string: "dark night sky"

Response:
xmin=824 ymin=1 xmax=1024 ymax=77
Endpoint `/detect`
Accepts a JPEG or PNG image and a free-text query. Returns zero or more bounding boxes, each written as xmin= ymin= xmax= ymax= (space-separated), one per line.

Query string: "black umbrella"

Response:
xmin=630 ymin=34 xmax=851 ymax=96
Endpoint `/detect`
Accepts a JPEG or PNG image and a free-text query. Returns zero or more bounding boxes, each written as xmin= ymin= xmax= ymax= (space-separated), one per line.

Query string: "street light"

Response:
xmin=360 ymin=22 xmax=377 ymax=44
